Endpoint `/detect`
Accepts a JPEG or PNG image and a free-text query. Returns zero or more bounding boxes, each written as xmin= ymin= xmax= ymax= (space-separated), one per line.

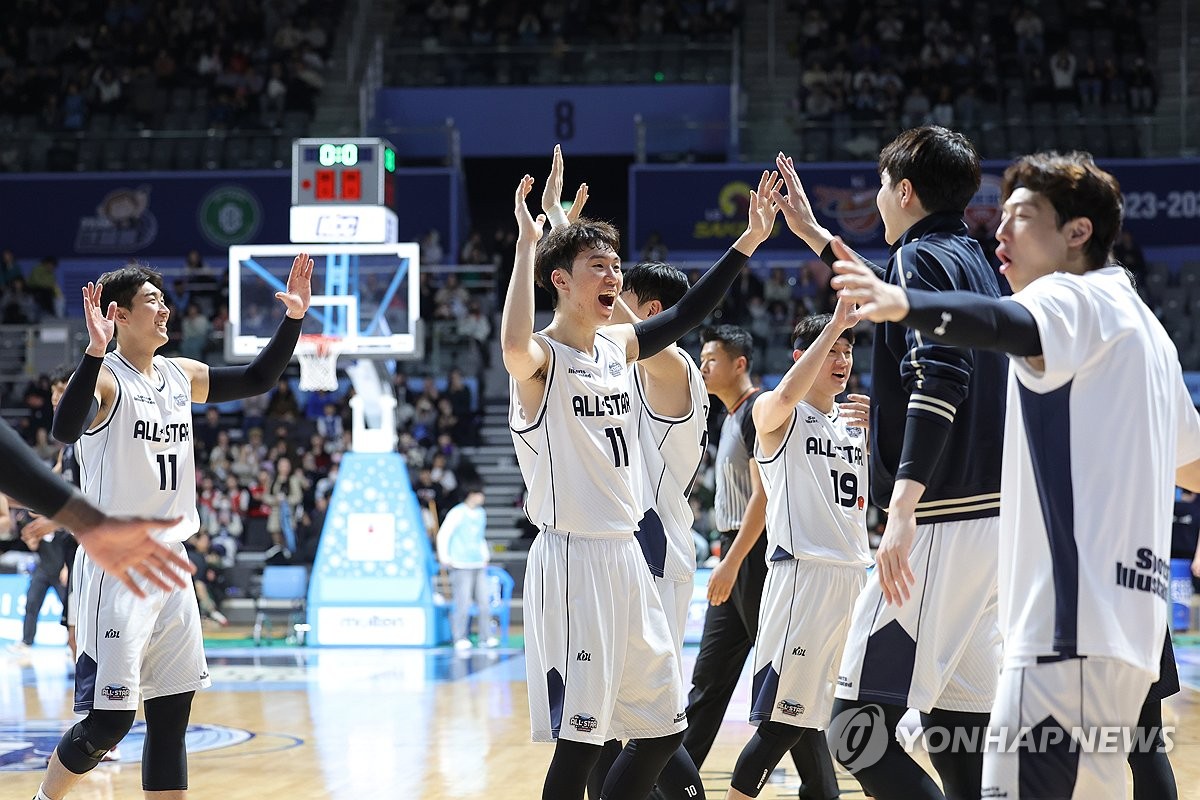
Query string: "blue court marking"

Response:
xmin=0 ymin=721 xmax=291 ymax=771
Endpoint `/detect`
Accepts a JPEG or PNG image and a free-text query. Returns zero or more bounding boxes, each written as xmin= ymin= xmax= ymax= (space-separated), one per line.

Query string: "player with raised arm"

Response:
xmin=773 ymin=127 xmax=1008 ymax=800
xmin=723 ymin=299 xmax=870 ymax=800
xmin=31 ymin=254 xmax=312 ymax=800
xmin=833 ymin=150 xmax=1200 ymax=800
xmin=542 ymin=146 xmax=710 ymax=800
xmin=505 ymin=160 xmax=778 ymax=800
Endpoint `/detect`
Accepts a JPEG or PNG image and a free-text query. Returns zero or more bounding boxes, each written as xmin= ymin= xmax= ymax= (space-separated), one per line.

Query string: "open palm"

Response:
xmin=276 ymin=252 xmax=314 ymax=318
xmin=81 ymin=282 xmax=116 ymax=353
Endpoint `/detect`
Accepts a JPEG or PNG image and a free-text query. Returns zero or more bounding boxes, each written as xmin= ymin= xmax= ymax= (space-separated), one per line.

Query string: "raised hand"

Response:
xmin=541 ymin=144 xmax=566 ymax=216
xmin=831 ymin=292 xmax=863 ymax=331
xmin=81 ymin=282 xmax=117 ymax=357
xmin=276 ymin=252 xmax=314 ymax=319
xmin=515 ymin=175 xmax=547 ymax=243
xmin=743 ymin=169 xmax=783 ymax=246
xmin=830 ymin=237 xmax=909 ymax=322
xmin=839 ymin=393 xmax=871 ymax=431
xmin=771 ymin=152 xmax=831 ymax=248
xmin=566 ymin=181 xmax=590 ymax=223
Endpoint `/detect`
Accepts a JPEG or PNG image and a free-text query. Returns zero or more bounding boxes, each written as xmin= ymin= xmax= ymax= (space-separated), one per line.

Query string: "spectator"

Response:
xmin=457 ymin=300 xmax=492 ymax=368
xmin=900 ymin=85 xmax=931 ymax=128
xmin=420 ymin=229 xmax=445 ymax=265
xmin=435 ymin=488 xmax=495 ymax=650
xmin=1127 ymin=57 xmax=1156 ymax=113
xmin=180 ymin=302 xmax=211 ymax=359
xmin=1077 ymin=57 xmax=1104 ymax=106
xmin=1049 ymin=47 xmax=1078 ymax=103
xmin=316 ymin=402 xmax=344 ymax=442
xmin=1013 ymin=7 xmax=1045 ymax=57
xmin=641 ymin=232 xmax=669 ymax=262
xmin=0 ymin=250 xmax=22 ymax=288
xmin=185 ymin=531 xmax=228 ymax=626
xmin=265 ymin=379 xmax=301 ymax=421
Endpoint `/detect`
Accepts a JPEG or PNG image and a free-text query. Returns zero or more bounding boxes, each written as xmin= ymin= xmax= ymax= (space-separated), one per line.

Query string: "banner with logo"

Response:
xmin=629 ymin=158 xmax=1200 ymax=259
xmin=0 ymin=169 xmax=462 ymax=258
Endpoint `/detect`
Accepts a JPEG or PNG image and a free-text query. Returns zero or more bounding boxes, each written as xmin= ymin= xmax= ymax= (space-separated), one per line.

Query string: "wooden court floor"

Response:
xmin=4 ymin=638 xmax=1200 ymax=799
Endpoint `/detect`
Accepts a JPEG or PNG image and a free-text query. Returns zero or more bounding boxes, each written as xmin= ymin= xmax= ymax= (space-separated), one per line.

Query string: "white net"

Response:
xmin=297 ymin=337 xmax=342 ymax=391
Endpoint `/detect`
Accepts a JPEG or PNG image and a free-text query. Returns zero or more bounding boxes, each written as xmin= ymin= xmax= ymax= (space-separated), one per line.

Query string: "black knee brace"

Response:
xmin=730 ymin=721 xmax=805 ymax=797
xmin=55 ymin=710 xmax=136 ymax=775
xmin=141 ymin=691 xmax=194 ymax=791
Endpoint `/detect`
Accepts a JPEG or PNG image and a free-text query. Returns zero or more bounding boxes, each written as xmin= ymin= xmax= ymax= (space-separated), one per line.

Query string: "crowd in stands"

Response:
xmin=0 ymin=0 xmax=342 ymax=140
xmin=789 ymin=0 xmax=1158 ymax=146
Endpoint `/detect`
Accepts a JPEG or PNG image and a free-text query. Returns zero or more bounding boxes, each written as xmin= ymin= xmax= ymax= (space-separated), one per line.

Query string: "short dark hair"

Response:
xmin=700 ymin=324 xmax=754 ymax=371
xmin=792 ymin=314 xmax=856 ymax=351
xmin=878 ymin=126 xmax=981 ymax=215
xmin=48 ymin=364 xmax=74 ymax=386
xmin=533 ymin=218 xmax=621 ymax=308
xmin=622 ymin=261 xmax=689 ymax=311
xmin=97 ymin=262 xmax=164 ymax=311
xmin=1001 ymin=151 xmax=1123 ymax=271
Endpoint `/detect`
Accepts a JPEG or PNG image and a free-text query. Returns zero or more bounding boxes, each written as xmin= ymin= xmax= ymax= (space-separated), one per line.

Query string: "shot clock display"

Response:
xmin=291 ymin=138 xmax=397 ymax=207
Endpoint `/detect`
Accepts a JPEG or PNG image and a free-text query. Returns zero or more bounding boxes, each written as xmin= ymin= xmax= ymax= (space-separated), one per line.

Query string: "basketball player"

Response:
xmin=541 ymin=147 xmax=709 ymax=799
xmin=774 ymin=128 xmax=1008 ymax=800
xmin=504 ymin=166 xmax=778 ymax=800
xmin=722 ymin=300 xmax=871 ymax=800
xmin=31 ymin=253 xmax=312 ymax=800
xmin=684 ymin=324 xmax=839 ymax=800
xmin=831 ymin=150 xmax=1200 ymax=799
xmin=0 ymin=417 xmax=192 ymax=595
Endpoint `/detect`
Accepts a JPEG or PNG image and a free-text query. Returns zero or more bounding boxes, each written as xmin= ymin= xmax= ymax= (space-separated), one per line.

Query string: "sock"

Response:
xmin=35 ymin=786 xmax=54 ymax=800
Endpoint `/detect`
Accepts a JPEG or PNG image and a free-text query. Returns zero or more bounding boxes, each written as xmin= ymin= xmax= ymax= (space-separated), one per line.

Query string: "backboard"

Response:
xmin=226 ymin=243 xmax=420 ymax=361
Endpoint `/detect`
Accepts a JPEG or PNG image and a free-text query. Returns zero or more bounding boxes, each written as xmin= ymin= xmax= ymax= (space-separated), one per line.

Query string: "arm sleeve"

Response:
xmin=51 ymin=354 xmax=103 ymax=444
xmin=0 ymin=418 xmax=78 ymax=518
xmin=634 ymin=247 xmax=748 ymax=358
xmin=893 ymin=247 xmax=975 ymax=486
xmin=205 ymin=315 xmax=303 ymax=403
xmin=904 ymin=289 xmax=1043 ymax=356
xmin=819 ymin=240 xmax=886 ymax=278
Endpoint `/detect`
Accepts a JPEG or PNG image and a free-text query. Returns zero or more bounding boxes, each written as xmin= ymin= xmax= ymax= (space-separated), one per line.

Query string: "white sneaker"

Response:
xmin=485 ymin=636 xmax=500 ymax=648
xmin=453 ymin=638 xmax=472 ymax=651
xmin=101 ymin=745 xmax=121 ymax=762
xmin=6 ymin=641 xmax=30 ymax=655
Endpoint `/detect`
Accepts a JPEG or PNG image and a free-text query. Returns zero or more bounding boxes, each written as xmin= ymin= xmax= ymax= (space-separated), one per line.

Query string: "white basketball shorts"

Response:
xmin=66 ymin=545 xmax=84 ymax=628
xmin=837 ymin=516 xmax=1001 ymax=713
xmin=982 ymin=656 xmax=1153 ymax=799
xmin=751 ymin=559 xmax=866 ymax=729
xmin=74 ymin=543 xmax=211 ymax=712
xmin=524 ymin=527 xmax=687 ymax=744
xmin=654 ymin=573 xmax=693 ymax=671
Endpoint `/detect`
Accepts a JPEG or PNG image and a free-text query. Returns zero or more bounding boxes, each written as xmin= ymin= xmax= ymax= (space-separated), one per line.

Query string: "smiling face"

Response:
xmin=117 ymin=280 xmax=171 ymax=347
xmin=797 ymin=336 xmax=854 ymax=399
xmin=553 ymin=246 xmax=622 ymax=322
xmin=994 ymin=188 xmax=1075 ymax=292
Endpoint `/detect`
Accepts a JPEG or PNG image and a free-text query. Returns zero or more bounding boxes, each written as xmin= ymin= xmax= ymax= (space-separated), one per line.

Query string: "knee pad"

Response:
xmin=141 ymin=692 xmax=195 ymax=791
xmin=730 ymin=722 xmax=804 ymax=797
xmin=55 ymin=710 xmax=136 ymax=775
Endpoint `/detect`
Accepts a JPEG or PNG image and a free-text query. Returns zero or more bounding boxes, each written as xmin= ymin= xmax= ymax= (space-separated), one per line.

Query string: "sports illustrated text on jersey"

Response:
xmin=1115 ymin=547 xmax=1171 ymax=602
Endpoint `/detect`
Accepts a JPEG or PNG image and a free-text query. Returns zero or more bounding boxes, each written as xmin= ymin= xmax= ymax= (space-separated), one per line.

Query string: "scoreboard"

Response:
xmin=290 ymin=137 xmax=399 ymax=243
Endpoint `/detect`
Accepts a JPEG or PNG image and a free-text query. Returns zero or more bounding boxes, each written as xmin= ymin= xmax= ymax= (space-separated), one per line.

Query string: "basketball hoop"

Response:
xmin=297 ymin=334 xmax=343 ymax=392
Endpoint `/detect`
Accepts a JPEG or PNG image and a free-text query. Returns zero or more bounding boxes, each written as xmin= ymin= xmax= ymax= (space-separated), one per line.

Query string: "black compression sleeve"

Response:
xmin=634 ymin=247 xmax=748 ymax=358
xmin=820 ymin=240 xmax=886 ymax=278
xmin=205 ymin=315 xmax=303 ymax=403
xmin=904 ymin=289 xmax=1043 ymax=356
xmin=0 ymin=418 xmax=78 ymax=517
xmin=895 ymin=414 xmax=952 ymax=487
xmin=52 ymin=354 xmax=103 ymax=444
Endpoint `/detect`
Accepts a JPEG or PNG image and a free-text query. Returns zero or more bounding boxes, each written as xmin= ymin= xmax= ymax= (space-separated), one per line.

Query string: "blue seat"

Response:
xmin=253 ymin=565 xmax=309 ymax=645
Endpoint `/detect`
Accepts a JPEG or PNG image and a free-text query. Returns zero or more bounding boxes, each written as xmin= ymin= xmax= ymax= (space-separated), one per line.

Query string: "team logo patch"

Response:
xmin=778 ymin=699 xmax=805 ymax=717
xmin=174 ymin=393 xmax=189 ymax=407
xmin=101 ymin=684 xmax=131 ymax=701
xmin=570 ymin=714 xmax=598 ymax=733
xmin=607 ymin=361 xmax=623 ymax=378
xmin=847 ymin=426 xmax=862 ymax=438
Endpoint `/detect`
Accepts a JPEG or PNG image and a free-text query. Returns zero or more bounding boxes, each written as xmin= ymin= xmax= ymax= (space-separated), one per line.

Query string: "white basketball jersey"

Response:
xmin=1004 ymin=268 xmax=1200 ymax=674
xmin=631 ymin=351 xmax=710 ymax=581
xmin=76 ymin=353 xmax=200 ymax=543
xmin=510 ymin=332 xmax=641 ymax=537
xmin=755 ymin=401 xmax=870 ymax=566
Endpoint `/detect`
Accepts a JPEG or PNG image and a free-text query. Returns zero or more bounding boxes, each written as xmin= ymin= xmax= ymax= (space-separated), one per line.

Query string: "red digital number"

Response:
xmin=315 ymin=169 xmax=336 ymax=201
xmin=341 ymin=169 xmax=362 ymax=201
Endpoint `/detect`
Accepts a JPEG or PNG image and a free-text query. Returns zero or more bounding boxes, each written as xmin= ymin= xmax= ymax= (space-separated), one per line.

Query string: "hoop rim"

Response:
xmin=298 ymin=333 xmax=346 ymax=357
